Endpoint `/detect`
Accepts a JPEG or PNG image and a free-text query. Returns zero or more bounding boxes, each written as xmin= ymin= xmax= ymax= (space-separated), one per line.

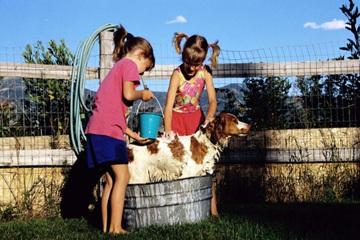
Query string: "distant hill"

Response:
xmin=0 ymin=77 xmax=246 ymax=120
xmin=0 ymin=76 xmax=94 ymax=109
xmin=0 ymin=77 xmax=248 ymax=135
xmin=127 ymin=82 xmax=246 ymax=113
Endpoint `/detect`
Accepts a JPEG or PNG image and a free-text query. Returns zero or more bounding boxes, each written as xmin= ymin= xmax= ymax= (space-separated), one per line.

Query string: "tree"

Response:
xmin=241 ymin=76 xmax=291 ymax=130
xmin=292 ymin=0 xmax=360 ymax=129
xmin=340 ymin=0 xmax=360 ymax=59
xmin=216 ymin=88 xmax=246 ymax=118
xmin=296 ymin=75 xmax=326 ymax=128
xmin=339 ymin=0 xmax=360 ymax=127
xmin=22 ymin=40 xmax=74 ymax=145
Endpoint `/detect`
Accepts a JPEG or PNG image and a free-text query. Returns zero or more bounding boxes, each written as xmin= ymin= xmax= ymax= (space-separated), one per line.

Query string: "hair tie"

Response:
xmin=125 ymin=33 xmax=134 ymax=42
xmin=209 ymin=41 xmax=218 ymax=49
xmin=126 ymin=33 xmax=131 ymax=38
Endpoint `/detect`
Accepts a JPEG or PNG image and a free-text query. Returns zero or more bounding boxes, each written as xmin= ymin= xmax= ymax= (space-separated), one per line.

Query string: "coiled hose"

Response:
xmin=70 ymin=23 xmax=118 ymax=156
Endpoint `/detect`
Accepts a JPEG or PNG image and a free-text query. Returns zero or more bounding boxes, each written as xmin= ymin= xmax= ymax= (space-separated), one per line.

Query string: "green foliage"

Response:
xmin=337 ymin=0 xmax=360 ymax=126
xmin=340 ymin=0 xmax=360 ymax=59
xmin=23 ymin=40 xmax=73 ymax=65
xmin=236 ymin=1 xmax=360 ymax=130
xmin=0 ymin=205 xmax=17 ymax=221
xmin=0 ymin=101 xmax=20 ymax=137
xmin=216 ymin=88 xmax=246 ymax=118
xmin=241 ymin=77 xmax=292 ymax=130
xmin=295 ymin=75 xmax=325 ymax=128
xmin=296 ymin=73 xmax=360 ymax=128
xmin=22 ymin=40 xmax=74 ymax=140
xmin=292 ymin=0 xmax=360 ymax=129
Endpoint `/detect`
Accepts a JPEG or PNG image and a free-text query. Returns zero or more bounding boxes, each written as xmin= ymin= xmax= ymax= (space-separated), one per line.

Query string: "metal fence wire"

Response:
xmin=0 ymin=41 xmax=359 ymax=208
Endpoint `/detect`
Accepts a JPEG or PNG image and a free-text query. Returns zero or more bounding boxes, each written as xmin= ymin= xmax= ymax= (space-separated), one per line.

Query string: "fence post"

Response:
xmin=99 ymin=30 xmax=114 ymax=82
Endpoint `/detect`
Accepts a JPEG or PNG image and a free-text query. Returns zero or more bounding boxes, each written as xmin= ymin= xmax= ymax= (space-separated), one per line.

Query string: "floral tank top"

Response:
xmin=173 ymin=65 xmax=206 ymax=113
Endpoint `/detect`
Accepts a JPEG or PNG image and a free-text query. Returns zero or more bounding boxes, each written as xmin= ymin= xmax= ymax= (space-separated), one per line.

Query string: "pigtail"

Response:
xmin=173 ymin=32 xmax=189 ymax=54
xmin=111 ymin=25 xmax=155 ymax=69
xmin=209 ymin=41 xmax=220 ymax=68
xmin=112 ymin=25 xmax=128 ymax=62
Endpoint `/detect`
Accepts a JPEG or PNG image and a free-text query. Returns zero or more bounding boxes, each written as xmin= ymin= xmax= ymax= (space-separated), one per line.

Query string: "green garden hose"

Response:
xmin=70 ymin=23 xmax=118 ymax=156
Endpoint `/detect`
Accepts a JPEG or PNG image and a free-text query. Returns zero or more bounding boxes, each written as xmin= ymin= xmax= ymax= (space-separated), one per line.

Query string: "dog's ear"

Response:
xmin=215 ymin=120 xmax=223 ymax=140
xmin=202 ymin=119 xmax=215 ymax=141
xmin=205 ymin=116 xmax=221 ymax=143
xmin=219 ymin=112 xmax=227 ymax=118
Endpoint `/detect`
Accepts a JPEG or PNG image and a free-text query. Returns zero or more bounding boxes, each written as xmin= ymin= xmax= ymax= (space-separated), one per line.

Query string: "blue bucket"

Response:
xmin=136 ymin=96 xmax=164 ymax=139
xmin=139 ymin=112 xmax=162 ymax=139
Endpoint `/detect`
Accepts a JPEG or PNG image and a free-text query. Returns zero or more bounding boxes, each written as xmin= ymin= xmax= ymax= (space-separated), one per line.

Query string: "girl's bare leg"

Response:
xmin=101 ymin=172 xmax=113 ymax=233
xmin=108 ymin=164 xmax=129 ymax=234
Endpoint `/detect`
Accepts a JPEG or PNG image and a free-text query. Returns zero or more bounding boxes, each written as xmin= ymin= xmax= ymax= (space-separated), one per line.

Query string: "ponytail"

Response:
xmin=173 ymin=32 xmax=189 ymax=54
xmin=209 ymin=41 xmax=220 ymax=68
xmin=112 ymin=25 xmax=128 ymax=62
xmin=112 ymin=24 xmax=155 ymax=70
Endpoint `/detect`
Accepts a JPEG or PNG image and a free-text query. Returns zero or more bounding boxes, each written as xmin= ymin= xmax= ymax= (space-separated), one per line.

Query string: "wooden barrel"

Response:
xmin=124 ymin=175 xmax=212 ymax=229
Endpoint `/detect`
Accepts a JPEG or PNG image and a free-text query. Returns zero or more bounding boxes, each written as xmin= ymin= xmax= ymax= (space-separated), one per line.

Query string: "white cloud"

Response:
xmin=166 ymin=15 xmax=187 ymax=24
xmin=304 ymin=19 xmax=346 ymax=30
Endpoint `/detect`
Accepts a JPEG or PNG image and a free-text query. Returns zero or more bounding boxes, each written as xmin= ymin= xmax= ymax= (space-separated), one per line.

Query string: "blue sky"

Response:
xmin=1 ymin=0 xmax=358 ymax=54
xmin=2 ymin=0 xmax=358 ymax=92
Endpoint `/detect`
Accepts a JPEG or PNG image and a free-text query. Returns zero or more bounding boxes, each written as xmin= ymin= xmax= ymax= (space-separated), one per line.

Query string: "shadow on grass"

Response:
xmin=59 ymin=151 xmax=102 ymax=228
xmin=220 ymin=202 xmax=360 ymax=240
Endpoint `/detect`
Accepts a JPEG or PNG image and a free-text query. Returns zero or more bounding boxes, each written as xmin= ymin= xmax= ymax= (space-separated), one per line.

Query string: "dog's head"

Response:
xmin=202 ymin=112 xmax=251 ymax=146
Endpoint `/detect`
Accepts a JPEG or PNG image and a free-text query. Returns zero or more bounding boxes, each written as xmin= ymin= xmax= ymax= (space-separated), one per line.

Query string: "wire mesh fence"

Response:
xmin=0 ymin=40 xmax=360 ymax=210
xmin=0 ymin=167 xmax=66 ymax=218
xmin=0 ymin=41 xmax=359 ymax=160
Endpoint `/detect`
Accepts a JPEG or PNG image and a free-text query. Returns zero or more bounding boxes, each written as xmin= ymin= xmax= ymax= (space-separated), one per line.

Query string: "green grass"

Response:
xmin=0 ymin=203 xmax=359 ymax=240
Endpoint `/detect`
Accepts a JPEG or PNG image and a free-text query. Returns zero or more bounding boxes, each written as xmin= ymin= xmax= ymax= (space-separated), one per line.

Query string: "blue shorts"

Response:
xmin=85 ymin=134 xmax=128 ymax=169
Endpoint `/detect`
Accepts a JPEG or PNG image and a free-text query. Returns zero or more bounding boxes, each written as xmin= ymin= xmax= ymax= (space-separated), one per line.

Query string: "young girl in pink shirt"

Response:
xmin=85 ymin=25 xmax=155 ymax=234
xmin=164 ymin=32 xmax=220 ymax=216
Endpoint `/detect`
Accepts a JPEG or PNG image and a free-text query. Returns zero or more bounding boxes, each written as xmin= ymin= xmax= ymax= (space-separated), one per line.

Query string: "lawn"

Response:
xmin=0 ymin=203 xmax=359 ymax=240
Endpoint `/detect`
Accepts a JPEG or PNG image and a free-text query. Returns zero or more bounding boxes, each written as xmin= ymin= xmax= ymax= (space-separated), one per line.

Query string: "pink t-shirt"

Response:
xmin=85 ymin=58 xmax=140 ymax=140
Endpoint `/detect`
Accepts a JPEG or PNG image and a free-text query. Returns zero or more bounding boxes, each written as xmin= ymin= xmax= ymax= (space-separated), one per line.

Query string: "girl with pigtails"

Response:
xmin=163 ymin=32 xmax=220 ymax=216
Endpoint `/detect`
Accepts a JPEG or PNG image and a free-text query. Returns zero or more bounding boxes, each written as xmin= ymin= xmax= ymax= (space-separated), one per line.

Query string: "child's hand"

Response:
xmin=162 ymin=131 xmax=175 ymax=142
xmin=132 ymin=132 xmax=152 ymax=144
xmin=203 ymin=117 xmax=214 ymax=126
xmin=141 ymin=90 xmax=154 ymax=101
xmin=126 ymin=128 xmax=152 ymax=144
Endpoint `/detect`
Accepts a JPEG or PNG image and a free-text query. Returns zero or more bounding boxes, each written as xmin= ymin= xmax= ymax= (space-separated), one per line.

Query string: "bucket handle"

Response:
xmin=136 ymin=95 xmax=164 ymax=117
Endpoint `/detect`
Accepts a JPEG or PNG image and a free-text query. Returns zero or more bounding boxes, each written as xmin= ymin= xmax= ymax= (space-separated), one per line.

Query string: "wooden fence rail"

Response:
xmin=1 ymin=59 xmax=360 ymax=80
xmin=0 ymin=62 xmax=98 ymax=80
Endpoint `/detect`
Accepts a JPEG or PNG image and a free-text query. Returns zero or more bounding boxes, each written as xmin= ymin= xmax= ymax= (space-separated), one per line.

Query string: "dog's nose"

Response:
xmin=237 ymin=122 xmax=250 ymax=130
xmin=236 ymin=122 xmax=251 ymax=135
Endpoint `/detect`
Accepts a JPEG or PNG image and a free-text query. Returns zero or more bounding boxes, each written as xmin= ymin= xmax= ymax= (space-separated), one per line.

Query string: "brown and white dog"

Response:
xmin=127 ymin=112 xmax=251 ymax=184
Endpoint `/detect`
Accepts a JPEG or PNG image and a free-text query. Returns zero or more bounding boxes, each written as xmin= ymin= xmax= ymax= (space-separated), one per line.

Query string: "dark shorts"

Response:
xmin=85 ymin=134 xmax=128 ymax=169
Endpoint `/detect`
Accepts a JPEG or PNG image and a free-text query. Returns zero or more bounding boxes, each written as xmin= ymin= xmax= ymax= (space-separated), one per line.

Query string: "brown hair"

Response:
xmin=172 ymin=32 xmax=220 ymax=68
xmin=112 ymin=25 xmax=155 ymax=70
